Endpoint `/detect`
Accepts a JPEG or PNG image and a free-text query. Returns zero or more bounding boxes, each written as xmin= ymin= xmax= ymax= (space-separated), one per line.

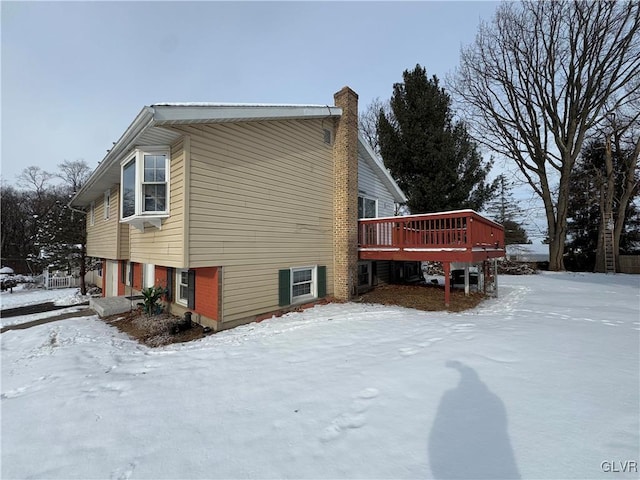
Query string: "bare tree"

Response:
xmin=17 ymin=166 xmax=54 ymax=200
xmin=594 ymin=108 xmax=640 ymax=272
xmin=57 ymin=160 xmax=92 ymax=194
xmin=358 ymin=97 xmax=390 ymax=154
xmin=451 ymin=1 xmax=640 ymax=270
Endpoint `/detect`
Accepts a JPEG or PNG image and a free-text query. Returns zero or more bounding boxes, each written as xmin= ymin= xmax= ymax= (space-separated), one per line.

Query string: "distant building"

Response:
xmin=506 ymin=244 xmax=549 ymax=263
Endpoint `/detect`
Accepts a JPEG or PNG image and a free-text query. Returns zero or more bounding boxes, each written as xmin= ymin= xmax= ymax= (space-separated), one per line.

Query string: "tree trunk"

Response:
xmin=548 ymin=237 xmax=564 ymax=271
xmin=615 ymin=135 xmax=640 ymax=271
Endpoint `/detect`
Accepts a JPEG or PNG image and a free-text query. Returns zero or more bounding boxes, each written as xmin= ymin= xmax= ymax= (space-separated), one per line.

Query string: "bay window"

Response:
xmin=120 ymin=147 xmax=170 ymax=228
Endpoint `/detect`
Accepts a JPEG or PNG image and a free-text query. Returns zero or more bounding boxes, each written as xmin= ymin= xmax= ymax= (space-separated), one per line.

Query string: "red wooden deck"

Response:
xmin=358 ymin=209 xmax=505 ymax=263
xmin=358 ymin=210 xmax=505 ymax=306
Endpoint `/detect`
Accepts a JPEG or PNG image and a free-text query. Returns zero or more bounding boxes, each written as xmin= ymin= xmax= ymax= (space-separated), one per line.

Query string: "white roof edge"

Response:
xmin=152 ymin=102 xmax=334 ymax=108
xmin=152 ymin=104 xmax=342 ymax=123
xmin=357 ymin=133 xmax=407 ymax=204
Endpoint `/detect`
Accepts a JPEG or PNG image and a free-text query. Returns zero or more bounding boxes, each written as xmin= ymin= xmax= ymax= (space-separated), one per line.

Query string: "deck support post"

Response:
xmin=464 ymin=265 xmax=470 ymax=296
xmin=443 ymin=261 xmax=451 ymax=307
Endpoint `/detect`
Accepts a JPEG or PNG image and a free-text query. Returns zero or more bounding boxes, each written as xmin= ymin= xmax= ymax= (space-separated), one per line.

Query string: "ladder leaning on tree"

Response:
xmin=603 ymin=213 xmax=615 ymax=274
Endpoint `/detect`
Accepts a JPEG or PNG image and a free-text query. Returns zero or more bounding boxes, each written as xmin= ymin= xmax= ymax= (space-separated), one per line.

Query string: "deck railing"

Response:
xmin=358 ymin=210 xmax=504 ymax=252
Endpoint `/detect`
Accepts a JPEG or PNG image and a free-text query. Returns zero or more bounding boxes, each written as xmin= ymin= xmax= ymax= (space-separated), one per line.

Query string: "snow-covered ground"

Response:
xmin=1 ymin=273 xmax=639 ymax=479
xmin=0 ymin=285 xmax=88 ymax=312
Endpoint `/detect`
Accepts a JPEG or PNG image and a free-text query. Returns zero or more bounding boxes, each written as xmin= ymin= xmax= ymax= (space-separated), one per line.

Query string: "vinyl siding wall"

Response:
xmin=119 ymin=223 xmax=130 ymax=260
xmin=86 ymin=185 xmax=120 ymax=259
xmin=175 ymin=119 xmax=335 ymax=323
xmin=128 ymin=138 xmax=186 ymax=267
xmin=358 ymin=157 xmax=396 ymax=217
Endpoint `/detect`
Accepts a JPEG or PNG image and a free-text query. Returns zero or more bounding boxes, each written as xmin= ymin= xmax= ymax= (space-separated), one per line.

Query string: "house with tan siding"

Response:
xmin=71 ymin=87 xmax=408 ymax=330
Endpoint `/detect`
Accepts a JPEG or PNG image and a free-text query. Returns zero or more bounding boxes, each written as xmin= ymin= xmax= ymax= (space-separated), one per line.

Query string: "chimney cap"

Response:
xmin=334 ymin=86 xmax=359 ymax=100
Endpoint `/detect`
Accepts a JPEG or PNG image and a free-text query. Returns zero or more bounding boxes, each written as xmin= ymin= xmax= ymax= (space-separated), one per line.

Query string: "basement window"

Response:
xmin=120 ymin=147 xmax=170 ymax=229
xmin=291 ymin=266 xmax=316 ymax=303
xmin=176 ymin=269 xmax=195 ymax=309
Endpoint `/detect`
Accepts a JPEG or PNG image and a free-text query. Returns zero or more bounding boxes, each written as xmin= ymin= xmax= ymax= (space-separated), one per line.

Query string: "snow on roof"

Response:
xmin=372 ymin=209 xmax=485 ymax=222
xmin=152 ymin=102 xmax=332 ymax=108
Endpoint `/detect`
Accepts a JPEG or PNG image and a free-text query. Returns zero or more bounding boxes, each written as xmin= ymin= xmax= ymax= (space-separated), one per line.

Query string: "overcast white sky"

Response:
xmin=1 ymin=0 xmax=502 ymax=181
xmin=2 ymin=1 xmax=550 ymax=239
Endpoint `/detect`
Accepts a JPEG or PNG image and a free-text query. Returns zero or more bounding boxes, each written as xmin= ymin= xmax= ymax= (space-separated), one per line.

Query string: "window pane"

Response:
xmin=144 ymin=155 xmax=166 ymax=182
xmin=179 ymin=284 xmax=187 ymax=300
xmin=365 ymin=199 xmax=376 ymax=218
xmin=358 ymin=197 xmax=376 ymax=219
xmin=180 ymin=272 xmax=188 ymax=285
xmin=122 ymin=160 xmax=136 ymax=217
xmin=293 ymin=269 xmax=312 ymax=283
xmin=143 ymin=184 xmax=166 ymax=212
xmin=292 ymin=283 xmax=311 ymax=298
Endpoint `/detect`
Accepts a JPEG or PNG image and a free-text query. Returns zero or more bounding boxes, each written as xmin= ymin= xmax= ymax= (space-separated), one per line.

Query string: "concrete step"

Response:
xmin=90 ymin=296 xmax=139 ymax=317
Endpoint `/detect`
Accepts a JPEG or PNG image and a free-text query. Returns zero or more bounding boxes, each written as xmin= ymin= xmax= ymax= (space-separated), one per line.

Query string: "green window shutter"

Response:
xmin=317 ymin=266 xmax=326 ymax=298
xmin=187 ymin=269 xmax=196 ymax=309
xmin=166 ymin=267 xmax=174 ymax=302
xmin=278 ymin=269 xmax=291 ymax=306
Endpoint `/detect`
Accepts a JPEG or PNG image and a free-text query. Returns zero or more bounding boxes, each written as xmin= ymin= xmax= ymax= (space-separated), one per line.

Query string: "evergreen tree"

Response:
xmin=35 ymin=186 xmax=85 ymax=274
xmin=484 ymin=175 xmax=530 ymax=245
xmin=378 ymin=65 xmax=496 ymax=214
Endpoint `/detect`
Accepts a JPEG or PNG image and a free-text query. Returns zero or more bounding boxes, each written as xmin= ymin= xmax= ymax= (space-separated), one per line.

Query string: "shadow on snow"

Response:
xmin=428 ymin=361 xmax=520 ymax=479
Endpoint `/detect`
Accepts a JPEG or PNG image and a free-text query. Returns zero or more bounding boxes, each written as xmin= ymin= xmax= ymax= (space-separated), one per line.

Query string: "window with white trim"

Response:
xmin=291 ymin=266 xmax=316 ymax=302
xmin=177 ymin=269 xmax=189 ymax=306
xmin=358 ymin=196 xmax=377 ymax=219
xmin=89 ymin=202 xmax=95 ymax=226
xmin=104 ymin=190 xmax=111 ymax=220
xmin=120 ymin=147 xmax=170 ymax=226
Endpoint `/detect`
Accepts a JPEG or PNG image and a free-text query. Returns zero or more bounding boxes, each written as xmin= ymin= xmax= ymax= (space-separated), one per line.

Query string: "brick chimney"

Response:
xmin=332 ymin=87 xmax=359 ymax=300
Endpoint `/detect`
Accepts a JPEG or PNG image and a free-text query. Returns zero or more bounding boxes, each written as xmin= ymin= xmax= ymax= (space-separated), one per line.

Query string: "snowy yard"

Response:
xmin=1 ymin=272 xmax=638 ymax=479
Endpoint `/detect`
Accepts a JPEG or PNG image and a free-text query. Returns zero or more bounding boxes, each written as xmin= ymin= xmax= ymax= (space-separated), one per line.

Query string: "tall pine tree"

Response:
xmin=484 ymin=175 xmax=530 ymax=245
xmin=378 ymin=65 xmax=496 ymax=213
